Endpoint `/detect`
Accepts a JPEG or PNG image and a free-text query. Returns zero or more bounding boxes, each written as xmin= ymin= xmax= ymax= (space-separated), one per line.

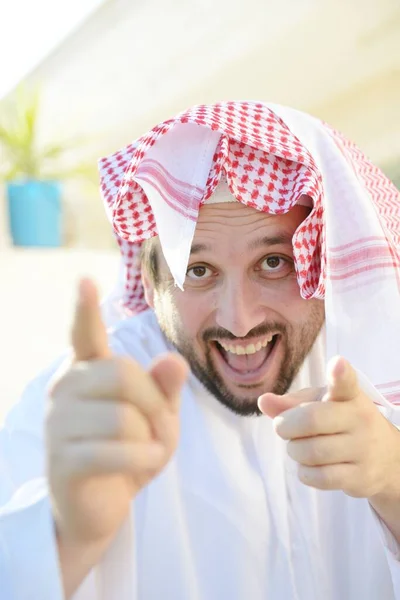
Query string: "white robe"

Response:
xmin=1 ymin=308 xmax=400 ymax=600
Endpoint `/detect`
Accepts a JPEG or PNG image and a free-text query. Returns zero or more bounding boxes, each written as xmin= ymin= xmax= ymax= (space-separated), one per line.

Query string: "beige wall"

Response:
xmin=2 ymin=0 xmax=399 ymax=249
xmin=313 ymin=69 xmax=400 ymax=167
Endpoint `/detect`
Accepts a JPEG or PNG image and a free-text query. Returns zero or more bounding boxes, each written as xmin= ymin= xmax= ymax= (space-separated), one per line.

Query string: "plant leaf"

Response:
xmin=39 ymin=144 xmax=68 ymax=160
xmin=0 ymin=84 xmax=95 ymax=183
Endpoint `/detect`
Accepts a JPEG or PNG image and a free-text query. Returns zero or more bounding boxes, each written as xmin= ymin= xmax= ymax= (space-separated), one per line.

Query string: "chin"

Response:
xmin=213 ymin=392 xmax=263 ymax=417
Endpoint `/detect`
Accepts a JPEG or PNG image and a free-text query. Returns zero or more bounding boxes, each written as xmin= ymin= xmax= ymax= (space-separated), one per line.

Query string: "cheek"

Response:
xmin=293 ymin=298 xmax=325 ymax=331
xmin=173 ymin=290 xmax=213 ymax=337
xmin=258 ymin=277 xmax=305 ymax=313
xmin=259 ymin=279 xmax=324 ymax=325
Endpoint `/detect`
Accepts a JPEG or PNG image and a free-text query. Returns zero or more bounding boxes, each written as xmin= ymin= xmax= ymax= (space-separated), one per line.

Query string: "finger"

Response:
xmin=47 ymin=399 xmax=151 ymax=443
xmin=149 ymin=353 xmax=189 ymax=412
xmin=71 ymin=278 xmax=111 ymax=362
xmin=287 ymin=433 xmax=356 ymax=467
xmin=297 ymin=463 xmax=357 ymax=491
xmin=258 ymin=387 xmax=324 ymax=418
xmin=327 ymin=356 xmax=359 ymax=402
xmin=63 ymin=440 xmax=166 ymax=477
xmin=274 ymin=400 xmax=355 ymax=440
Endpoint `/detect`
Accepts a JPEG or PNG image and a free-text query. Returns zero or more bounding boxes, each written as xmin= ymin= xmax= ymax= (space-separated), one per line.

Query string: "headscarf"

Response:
xmin=98 ymin=101 xmax=400 ymax=408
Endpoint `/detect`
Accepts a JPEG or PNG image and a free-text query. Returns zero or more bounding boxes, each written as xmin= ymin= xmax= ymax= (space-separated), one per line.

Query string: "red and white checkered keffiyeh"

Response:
xmin=98 ymin=101 xmax=400 ymax=406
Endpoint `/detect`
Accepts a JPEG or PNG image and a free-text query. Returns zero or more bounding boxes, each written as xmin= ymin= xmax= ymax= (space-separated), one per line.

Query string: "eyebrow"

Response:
xmin=248 ymin=232 xmax=294 ymax=251
xmin=190 ymin=232 xmax=293 ymax=256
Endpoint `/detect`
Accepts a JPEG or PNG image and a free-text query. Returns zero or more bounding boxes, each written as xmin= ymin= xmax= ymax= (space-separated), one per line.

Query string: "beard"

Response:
xmin=155 ymin=303 xmax=324 ymax=417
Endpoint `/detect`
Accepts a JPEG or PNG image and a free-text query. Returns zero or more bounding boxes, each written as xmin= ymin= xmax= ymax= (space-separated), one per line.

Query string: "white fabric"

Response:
xmin=1 ymin=310 xmax=400 ymax=600
xmin=268 ymin=104 xmax=400 ymax=405
xmin=132 ymin=124 xmax=221 ymax=290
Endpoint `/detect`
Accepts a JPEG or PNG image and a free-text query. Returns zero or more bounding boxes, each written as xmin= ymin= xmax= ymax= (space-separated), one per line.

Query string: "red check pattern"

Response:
xmin=98 ymin=102 xmax=400 ymax=318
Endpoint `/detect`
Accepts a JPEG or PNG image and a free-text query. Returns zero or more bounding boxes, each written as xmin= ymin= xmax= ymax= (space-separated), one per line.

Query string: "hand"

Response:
xmin=46 ymin=278 xmax=188 ymax=546
xmin=258 ymin=357 xmax=400 ymax=499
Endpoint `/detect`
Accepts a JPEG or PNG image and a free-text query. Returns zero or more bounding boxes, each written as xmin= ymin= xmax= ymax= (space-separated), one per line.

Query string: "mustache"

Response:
xmin=202 ymin=322 xmax=287 ymax=343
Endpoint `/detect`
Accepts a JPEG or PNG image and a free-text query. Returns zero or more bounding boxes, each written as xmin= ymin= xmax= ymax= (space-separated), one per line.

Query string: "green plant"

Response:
xmin=0 ymin=85 xmax=96 ymax=182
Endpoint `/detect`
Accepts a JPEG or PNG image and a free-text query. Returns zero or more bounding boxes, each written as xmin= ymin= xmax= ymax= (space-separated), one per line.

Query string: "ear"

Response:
xmin=141 ymin=269 xmax=155 ymax=308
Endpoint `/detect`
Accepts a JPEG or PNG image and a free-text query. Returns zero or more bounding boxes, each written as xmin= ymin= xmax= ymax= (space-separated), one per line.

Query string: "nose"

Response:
xmin=214 ymin=278 xmax=265 ymax=338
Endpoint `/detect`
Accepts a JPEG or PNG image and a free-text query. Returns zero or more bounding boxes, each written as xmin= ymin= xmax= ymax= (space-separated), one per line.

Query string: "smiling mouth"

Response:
xmin=212 ymin=334 xmax=279 ymax=375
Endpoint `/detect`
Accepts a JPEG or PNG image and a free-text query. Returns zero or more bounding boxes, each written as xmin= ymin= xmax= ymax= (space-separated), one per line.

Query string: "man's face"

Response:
xmin=144 ymin=202 xmax=324 ymax=416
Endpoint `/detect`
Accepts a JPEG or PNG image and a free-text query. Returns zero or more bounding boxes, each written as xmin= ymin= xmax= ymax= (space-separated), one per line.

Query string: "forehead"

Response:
xmin=193 ymin=202 xmax=309 ymax=246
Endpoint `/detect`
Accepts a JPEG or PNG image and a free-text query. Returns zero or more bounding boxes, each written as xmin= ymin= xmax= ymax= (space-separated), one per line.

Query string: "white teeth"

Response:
xmin=218 ymin=335 xmax=275 ymax=355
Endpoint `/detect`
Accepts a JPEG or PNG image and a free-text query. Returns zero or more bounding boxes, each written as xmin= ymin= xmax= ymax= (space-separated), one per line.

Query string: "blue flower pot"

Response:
xmin=6 ymin=180 xmax=62 ymax=247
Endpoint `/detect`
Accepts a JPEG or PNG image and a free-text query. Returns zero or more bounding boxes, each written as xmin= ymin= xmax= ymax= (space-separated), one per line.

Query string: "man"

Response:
xmin=1 ymin=101 xmax=400 ymax=600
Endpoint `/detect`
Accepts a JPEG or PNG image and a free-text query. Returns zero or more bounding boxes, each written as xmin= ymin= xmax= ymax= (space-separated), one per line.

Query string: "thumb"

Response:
xmin=71 ymin=278 xmax=111 ymax=361
xmin=327 ymin=355 xmax=359 ymax=402
xmin=150 ymin=353 xmax=189 ymax=412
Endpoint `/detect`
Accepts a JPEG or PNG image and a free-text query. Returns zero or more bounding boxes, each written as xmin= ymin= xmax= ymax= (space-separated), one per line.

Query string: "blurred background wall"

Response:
xmin=1 ymin=0 xmax=399 ymax=417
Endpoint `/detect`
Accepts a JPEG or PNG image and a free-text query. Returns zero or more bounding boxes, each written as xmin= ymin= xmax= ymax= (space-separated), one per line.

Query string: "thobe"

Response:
xmin=1 ymin=308 xmax=400 ymax=600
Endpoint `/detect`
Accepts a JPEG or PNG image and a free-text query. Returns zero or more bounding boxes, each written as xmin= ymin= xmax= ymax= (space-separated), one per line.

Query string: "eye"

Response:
xmin=262 ymin=256 xmax=283 ymax=270
xmin=186 ymin=265 xmax=213 ymax=280
xmin=259 ymin=255 xmax=292 ymax=277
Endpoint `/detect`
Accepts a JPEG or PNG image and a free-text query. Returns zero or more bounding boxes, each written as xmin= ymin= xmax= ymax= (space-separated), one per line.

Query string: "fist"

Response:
xmin=45 ymin=279 xmax=188 ymax=546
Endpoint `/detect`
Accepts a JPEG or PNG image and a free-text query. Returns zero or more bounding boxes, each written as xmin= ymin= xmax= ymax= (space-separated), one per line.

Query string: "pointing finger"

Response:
xmin=258 ymin=387 xmax=324 ymax=418
xmin=71 ymin=278 xmax=111 ymax=362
